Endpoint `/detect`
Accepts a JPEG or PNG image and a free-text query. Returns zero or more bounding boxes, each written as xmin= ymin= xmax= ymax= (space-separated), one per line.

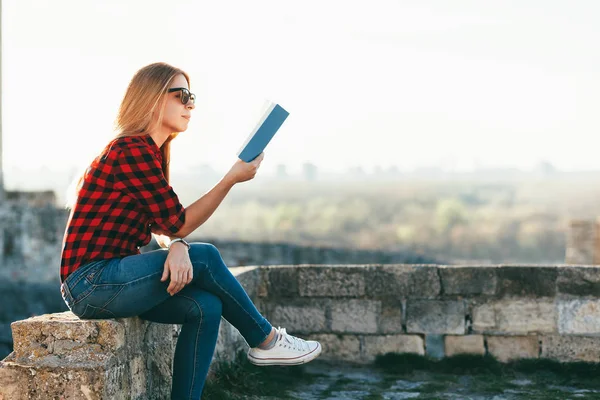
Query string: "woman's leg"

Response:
xmin=64 ymin=245 xmax=272 ymax=347
xmin=185 ymin=243 xmax=272 ymax=347
xmin=185 ymin=243 xmax=321 ymax=366
xmin=138 ymin=287 xmax=222 ymax=400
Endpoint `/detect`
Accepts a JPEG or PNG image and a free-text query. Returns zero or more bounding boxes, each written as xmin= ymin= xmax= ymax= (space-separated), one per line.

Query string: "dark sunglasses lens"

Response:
xmin=190 ymin=94 xmax=196 ymax=104
xmin=181 ymin=89 xmax=190 ymax=104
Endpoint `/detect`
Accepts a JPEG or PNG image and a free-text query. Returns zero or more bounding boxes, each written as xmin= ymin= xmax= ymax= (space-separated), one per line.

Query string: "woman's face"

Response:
xmin=161 ymin=73 xmax=195 ymax=133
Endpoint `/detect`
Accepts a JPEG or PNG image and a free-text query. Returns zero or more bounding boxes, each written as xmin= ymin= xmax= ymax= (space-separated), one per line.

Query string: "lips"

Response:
xmin=182 ymin=116 xmax=191 ymax=120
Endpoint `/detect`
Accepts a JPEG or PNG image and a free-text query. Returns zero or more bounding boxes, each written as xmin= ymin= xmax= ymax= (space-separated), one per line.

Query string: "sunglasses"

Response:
xmin=167 ymin=87 xmax=196 ymax=105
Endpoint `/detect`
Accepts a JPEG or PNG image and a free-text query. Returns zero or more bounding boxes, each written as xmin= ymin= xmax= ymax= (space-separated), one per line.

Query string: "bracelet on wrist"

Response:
xmin=168 ymin=238 xmax=190 ymax=250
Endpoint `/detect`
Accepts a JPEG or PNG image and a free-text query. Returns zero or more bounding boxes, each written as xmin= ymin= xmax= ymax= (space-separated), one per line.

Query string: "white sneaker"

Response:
xmin=247 ymin=327 xmax=322 ymax=366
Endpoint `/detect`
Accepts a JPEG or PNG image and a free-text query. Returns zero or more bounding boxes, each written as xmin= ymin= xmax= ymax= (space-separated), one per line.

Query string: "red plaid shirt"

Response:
xmin=60 ymin=134 xmax=186 ymax=283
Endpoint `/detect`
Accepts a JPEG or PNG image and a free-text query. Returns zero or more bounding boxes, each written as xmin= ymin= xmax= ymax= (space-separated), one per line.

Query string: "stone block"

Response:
xmin=486 ymin=335 xmax=539 ymax=363
xmin=306 ymin=334 xmax=361 ymax=363
xmin=471 ymin=302 xmax=495 ymax=332
xmin=557 ymin=266 xmax=600 ymax=296
xmin=10 ymin=312 xmax=124 ymax=365
xmin=0 ymin=312 xmax=177 ymax=400
xmin=541 ymin=335 xmax=600 ymax=362
xmin=265 ymin=265 xmax=299 ymax=298
xmin=439 ymin=266 xmax=496 ymax=295
xmin=362 ymin=335 xmax=425 ymax=362
xmin=558 ymin=299 xmax=600 ymax=334
xmin=496 ymin=266 xmax=557 ymax=297
xmin=0 ymin=354 xmax=107 ymax=400
xmin=331 ymin=299 xmax=379 ymax=334
xmin=471 ymin=300 xmax=556 ymax=334
xmin=444 ymin=335 xmax=485 ymax=356
xmin=378 ymin=302 xmax=403 ymax=334
xmin=406 ymin=300 xmax=465 ymax=334
xmin=231 ymin=266 xmax=261 ymax=298
xmin=269 ymin=304 xmax=327 ymax=333
xmin=299 ymin=266 xmax=366 ymax=297
xmin=365 ymin=265 xmax=440 ymax=299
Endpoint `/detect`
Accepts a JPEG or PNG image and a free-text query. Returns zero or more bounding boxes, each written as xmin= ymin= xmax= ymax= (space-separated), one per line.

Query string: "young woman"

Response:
xmin=59 ymin=62 xmax=321 ymax=399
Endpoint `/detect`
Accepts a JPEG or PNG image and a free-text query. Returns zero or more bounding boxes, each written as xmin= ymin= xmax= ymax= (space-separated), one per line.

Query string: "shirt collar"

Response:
xmin=143 ymin=134 xmax=163 ymax=160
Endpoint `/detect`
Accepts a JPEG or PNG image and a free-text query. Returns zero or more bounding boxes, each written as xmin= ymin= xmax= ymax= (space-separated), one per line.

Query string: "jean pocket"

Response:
xmin=83 ymin=260 xmax=111 ymax=285
xmin=78 ymin=303 xmax=117 ymax=320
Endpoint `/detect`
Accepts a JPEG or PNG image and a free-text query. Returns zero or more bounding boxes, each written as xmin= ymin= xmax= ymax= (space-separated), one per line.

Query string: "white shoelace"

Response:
xmin=278 ymin=327 xmax=309 ymax=352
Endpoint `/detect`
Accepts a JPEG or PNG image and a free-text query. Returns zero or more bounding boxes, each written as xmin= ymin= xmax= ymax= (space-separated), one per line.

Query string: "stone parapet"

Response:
xmin=4 ymin=264 xmax=600 ymax=398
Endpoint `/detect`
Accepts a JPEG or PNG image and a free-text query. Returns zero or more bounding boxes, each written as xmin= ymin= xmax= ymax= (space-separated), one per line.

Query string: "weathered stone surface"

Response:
xmin=471 ymin=302 xmax=495 ymax=332
xmin=362 ymin=335 xmax=425 ymax=362
xmin=406 ymin=300 xmax=465 ymax=334
xmin=0 ymin=354 xmax=107 ymax=400
xmin=264 ymin=265 xmax=299 ymax=298
xmin=365 ymin=265 xmax=440 ymax=299
xmin=299 ymin=266 xmax=366 ymax=297
xmin=270 ymin=304 xmax=327 ymax=333
xmin=213 ymin=320 xmax=247 ymax=368
xmin=231 ymin=266 xmax=261 ymax=298
xmin=557 ymin=266 xmax=600 ymax=296
xmin=496 ymin=266 xmax=557 ymax=297
xmin=558 ymin=299 xmax=600 ymax=334
xmin=486 ymin=335 xmax=539 ymax=363
xmin=331 ymin=300 xmax=379 ymax=334
xmin=10 ymin=312 xmax=124 ymax=364
xmin=306 ymin=334 xmax=361 ymax=363
xmin=439 ymin=266 xmax=496 ymax=295
xmin=541 ymin=335 xmax=600 ymax=362
xmin=378 ymin=301 xmax=403 ymax=334
xmin=445 ymin=335 xmax=485 ymax=356
xmin=472 ymin=300 xmax=556 ymax=334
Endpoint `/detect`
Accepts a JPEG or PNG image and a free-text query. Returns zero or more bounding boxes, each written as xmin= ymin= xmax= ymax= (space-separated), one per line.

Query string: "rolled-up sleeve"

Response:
xmin=113 ymin=145 xmax=185 ymax=235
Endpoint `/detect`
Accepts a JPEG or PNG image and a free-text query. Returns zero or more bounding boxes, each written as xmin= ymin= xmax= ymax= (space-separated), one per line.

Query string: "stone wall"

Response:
xmin=259 ymin=264 xmax=600 ymax=364
xmin=4 ymin=263 xmax=600 ymax=399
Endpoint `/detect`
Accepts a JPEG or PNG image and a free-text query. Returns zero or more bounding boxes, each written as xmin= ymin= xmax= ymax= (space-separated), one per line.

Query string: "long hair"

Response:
xmin=65 ymin=62 xmax=190 ymax=209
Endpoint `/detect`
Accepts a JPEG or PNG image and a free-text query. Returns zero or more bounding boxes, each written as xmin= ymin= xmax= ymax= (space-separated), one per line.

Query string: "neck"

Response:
xmin=148 ymin=128 xmax=171 ymax=148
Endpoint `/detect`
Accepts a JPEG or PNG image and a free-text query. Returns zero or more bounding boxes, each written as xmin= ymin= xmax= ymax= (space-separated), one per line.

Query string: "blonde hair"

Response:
xmin=65 ymin=62 xmax=190 ymax=209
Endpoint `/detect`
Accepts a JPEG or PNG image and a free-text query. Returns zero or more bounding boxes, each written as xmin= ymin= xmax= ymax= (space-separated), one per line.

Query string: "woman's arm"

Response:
xmin=171 ymin=174 xmax=236 ymax=238
xmin=172 ymin=153 xmax=265 ymax=238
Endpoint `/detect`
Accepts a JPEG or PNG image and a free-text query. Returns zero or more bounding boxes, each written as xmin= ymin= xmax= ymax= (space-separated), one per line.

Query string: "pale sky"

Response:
xmin=3 ymin=0 xmax=600 ymax=176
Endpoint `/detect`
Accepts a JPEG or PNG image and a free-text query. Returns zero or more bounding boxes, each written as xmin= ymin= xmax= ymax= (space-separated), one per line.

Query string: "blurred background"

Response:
xmin=1 ymin=0 xmax=600 ymax=358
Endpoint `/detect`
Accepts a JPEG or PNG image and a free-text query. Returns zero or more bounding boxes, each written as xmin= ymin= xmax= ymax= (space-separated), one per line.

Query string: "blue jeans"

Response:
xmin=60 ymin=242 xmax=273 ymax=400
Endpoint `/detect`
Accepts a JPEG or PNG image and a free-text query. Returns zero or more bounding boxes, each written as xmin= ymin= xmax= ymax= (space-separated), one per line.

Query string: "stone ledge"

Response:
xmin=298 ymin=265 xmax=368 ymax=297
xmin=1 ymin=312 xmax=174 ymax=400
xmin=541 ymin=334 xmax=600 ymax=363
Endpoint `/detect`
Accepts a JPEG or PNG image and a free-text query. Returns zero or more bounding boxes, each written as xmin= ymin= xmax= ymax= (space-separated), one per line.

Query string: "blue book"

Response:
xmin=237 ymin=101 xmax=289 ymax=162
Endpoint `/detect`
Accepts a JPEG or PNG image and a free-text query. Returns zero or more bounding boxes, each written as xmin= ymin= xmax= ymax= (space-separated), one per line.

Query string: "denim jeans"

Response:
xmin=60 ymin=242 xmax=273 ymax=400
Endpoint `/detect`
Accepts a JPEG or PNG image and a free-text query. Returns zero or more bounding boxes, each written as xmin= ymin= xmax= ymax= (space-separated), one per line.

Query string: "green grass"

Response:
xmin=203 ymin=352 xmax=600 ymax=399
xmin=201 ymin=351 xmax=317 ymax=400
xmin=374 ymin=352 xmax=600 ymax=380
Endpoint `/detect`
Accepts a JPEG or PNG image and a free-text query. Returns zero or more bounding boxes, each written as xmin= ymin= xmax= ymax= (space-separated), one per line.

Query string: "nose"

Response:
xmin=187 ymin=101 xmax=195 ymax=110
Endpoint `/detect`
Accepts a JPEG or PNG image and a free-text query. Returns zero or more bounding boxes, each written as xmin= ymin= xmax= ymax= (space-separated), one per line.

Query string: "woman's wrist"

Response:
xmin=168 ymin=238 xmax=190 ymax=250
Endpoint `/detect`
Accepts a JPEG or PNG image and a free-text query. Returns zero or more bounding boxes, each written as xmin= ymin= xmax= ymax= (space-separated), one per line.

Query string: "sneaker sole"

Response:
xmin=247 ymin=342 xmax=322 ymax=366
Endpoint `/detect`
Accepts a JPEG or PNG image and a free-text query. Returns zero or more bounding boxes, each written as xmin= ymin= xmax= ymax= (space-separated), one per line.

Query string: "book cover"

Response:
xmin=237 ymin=101 xmax=289 ymax=162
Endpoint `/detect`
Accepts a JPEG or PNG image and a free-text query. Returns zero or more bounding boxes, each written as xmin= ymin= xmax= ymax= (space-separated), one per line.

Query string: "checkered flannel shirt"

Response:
xmin=60 ymin=135 xmax=186 ymax=283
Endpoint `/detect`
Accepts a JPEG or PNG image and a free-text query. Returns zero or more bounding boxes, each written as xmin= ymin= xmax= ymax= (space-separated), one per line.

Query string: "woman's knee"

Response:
xmin=184 ymin=291 xmax=222 ymax=325
xmin=189 ymin=243 xmax=224 ymax=269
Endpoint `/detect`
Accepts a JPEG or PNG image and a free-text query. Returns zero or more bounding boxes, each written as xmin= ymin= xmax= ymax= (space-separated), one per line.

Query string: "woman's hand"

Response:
xmin=160 ymin=242 xmax=193 ymax=296
xmin=225 ymin=153 xmax=265 ymax=184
